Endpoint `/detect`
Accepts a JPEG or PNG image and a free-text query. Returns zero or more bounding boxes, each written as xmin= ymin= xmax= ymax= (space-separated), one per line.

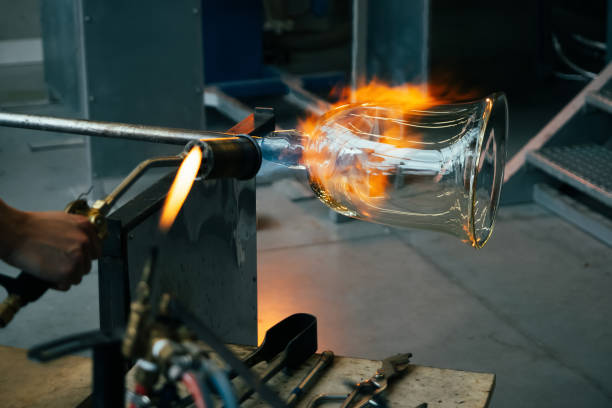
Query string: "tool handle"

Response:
xmin=238 ymin=355 xmax=286 ymax=403
xmin=0 ymin=271 xmax=51 ymax=328
xmin=287 ymin=351 xmax=334 ymax=407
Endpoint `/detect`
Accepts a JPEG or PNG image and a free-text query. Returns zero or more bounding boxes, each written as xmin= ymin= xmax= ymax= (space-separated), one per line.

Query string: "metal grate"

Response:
xmin=527 ymin=144 xmax=612 ymax=207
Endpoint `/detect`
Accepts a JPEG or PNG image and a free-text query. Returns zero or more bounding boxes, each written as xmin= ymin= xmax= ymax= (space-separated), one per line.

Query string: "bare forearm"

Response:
xmin=0 ymin=198 xmax=101 ymax=288
xmin=0 ymin=198 xmax=26 ymax=263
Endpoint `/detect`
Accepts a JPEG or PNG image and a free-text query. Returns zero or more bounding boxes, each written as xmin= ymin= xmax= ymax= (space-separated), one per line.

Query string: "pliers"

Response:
xmin=307 ymin=353 xmax=413 ymax=408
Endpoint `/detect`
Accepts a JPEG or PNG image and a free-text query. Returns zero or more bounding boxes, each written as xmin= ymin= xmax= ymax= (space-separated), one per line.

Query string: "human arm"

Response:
xmin=0 ymin=199 xmax=102 ymax=290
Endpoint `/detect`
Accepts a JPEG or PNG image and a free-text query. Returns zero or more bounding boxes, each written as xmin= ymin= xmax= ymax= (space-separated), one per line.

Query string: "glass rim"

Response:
xmin=468 ymin=92 xmax=508 ymax=248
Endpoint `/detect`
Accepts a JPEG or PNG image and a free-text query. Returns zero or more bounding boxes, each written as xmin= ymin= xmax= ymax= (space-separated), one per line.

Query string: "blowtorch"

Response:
xmin=0 ymin=110 xmax=270 ymax=327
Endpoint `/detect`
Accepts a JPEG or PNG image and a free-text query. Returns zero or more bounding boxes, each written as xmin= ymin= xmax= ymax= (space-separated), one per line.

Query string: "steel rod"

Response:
xmin=0 ymin=112 xmax=229 ymax=145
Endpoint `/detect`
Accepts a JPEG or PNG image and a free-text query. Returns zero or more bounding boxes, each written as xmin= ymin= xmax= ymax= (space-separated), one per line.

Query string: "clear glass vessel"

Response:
xmin=260 ymin=93 xmax=508 ymax=248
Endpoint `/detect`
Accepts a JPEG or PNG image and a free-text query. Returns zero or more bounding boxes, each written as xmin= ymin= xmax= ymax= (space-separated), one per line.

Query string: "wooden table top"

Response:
xmin=0 ymin=344 xmax=494 ymax=408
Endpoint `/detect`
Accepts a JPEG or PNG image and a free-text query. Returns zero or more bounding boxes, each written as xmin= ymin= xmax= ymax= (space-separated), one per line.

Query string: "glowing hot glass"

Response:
xmin=260 ymin=92 xmax=508 ymax=248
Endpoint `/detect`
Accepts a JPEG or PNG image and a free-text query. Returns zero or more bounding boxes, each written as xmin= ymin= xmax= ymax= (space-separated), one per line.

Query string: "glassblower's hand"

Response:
xmin=0 ymin=200 xmax=102 ymax=291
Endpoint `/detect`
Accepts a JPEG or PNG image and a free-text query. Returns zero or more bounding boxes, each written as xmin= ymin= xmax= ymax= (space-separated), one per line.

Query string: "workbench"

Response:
xmin=0 ymin=344 xmax=494 ymax=408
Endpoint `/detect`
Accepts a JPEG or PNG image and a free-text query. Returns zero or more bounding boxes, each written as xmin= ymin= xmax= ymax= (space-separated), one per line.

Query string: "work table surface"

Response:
xmin=0 ymin=344 xmax=494 ymax=408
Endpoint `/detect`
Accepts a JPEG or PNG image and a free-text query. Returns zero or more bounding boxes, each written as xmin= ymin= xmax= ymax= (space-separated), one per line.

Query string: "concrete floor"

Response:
xmin=1 ymin=65 xmax=611 ymax=408
xmin=256 ymin=182 xmax=612 ymax=408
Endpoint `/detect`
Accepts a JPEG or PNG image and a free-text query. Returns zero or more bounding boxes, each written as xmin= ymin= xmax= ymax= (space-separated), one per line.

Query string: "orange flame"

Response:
xmin=298 ymin=80 xmax=446 ymax=216
xmin=159 ymin=146 xmax=203 ymax=232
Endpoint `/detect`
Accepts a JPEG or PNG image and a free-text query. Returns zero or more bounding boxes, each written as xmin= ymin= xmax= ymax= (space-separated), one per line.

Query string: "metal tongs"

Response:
xmin=237 ymin=313 xmax=318 ymax=402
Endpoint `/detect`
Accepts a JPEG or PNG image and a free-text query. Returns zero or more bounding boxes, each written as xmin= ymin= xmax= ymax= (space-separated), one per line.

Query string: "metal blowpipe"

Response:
xmin=0 ymin=111 xmax=226 ymax=145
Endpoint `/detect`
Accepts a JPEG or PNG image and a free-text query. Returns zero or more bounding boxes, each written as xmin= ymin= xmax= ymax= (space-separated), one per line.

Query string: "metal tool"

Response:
xmin=307 ymin=353 xmax=412 ymax=408
xmin=238 ymin=313 xmax=318 ymax=403
xmin=232 ymin=313 xmax=317 ymax=378
xmin=0 ymin=111 xmax=267 ymax=180
xmin=287 ymin=350 xmax=335 ymax=407
xmin=342 ymin=353 xmax=412 ymax=408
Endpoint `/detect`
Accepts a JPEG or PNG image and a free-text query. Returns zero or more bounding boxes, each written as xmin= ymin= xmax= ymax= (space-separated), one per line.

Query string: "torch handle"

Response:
xmin=0 ymin=271 xmax=51 ymax=328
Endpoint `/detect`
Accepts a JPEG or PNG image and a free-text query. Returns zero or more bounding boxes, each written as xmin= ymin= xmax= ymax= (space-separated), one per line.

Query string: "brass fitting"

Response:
xmin=122 ymin=296 xmax=151 ymax=359
xmin=64 ymin=199 xmax=108 ymax=239
xmin=122 ymin=250 xmax=157 ymax=359
xmin=0 ymin=294 xmax=24 ymax=328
